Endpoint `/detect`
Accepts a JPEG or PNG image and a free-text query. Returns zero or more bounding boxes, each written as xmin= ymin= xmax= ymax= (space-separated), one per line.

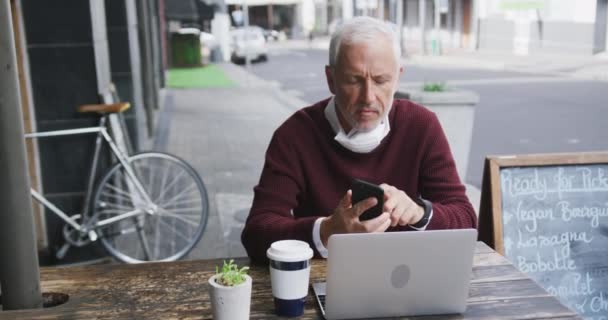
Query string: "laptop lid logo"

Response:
xmin=391 ymin=264 xmax=411 ymax=289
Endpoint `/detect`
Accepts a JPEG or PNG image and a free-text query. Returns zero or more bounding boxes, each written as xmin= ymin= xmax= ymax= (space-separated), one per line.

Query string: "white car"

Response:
xmin=230 ymin=27 xmax=268 ymax=63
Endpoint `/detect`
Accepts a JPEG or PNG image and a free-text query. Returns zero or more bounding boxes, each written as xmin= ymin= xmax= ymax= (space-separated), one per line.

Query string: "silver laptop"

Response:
xmin=312 ymin=229 xmax=477 ymax=319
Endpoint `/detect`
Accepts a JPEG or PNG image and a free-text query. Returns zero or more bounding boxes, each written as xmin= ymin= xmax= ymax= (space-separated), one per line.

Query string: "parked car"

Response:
xmin=229 ymin=26 xmax=268 ymax=64
xmin=263 ymin=29 xmax=279 ymax=41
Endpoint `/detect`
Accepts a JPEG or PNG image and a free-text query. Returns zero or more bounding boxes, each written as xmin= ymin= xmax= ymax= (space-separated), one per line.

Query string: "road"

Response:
xmin=249 ymin=47 xmax=608 ymax=188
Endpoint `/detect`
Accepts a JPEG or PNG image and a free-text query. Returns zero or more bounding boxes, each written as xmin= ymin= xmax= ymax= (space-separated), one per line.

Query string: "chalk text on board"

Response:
xmin=557 ymin=200 xmax=608 ymax=228
xmin=514 ymin=200 xmax=554 ymax=232
xmin=590 ymin=291 xmax=608 ymax=313
xmin=503 ymin=167 xmax=608 ymax=200
xmin=502 ymin=169 xmax=548 ymax=200
xmin=579 ymin=167 xmax=608 ymax=190
xmin=517 ymin=230 xmax=593 ymax=249
xmin=546 ymin=271 xmax=594 ymax=300
xmin=516 ymin=246 xmax=576 ymax=273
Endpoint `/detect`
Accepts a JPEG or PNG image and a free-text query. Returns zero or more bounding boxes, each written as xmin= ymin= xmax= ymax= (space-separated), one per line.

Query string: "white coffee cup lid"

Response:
xmin=267 ymin=240 xmax=313 ymax=262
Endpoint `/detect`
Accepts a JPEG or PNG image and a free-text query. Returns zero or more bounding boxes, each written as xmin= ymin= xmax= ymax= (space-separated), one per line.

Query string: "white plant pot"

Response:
xmin=208 ymin=274 xmax=252 ymax=320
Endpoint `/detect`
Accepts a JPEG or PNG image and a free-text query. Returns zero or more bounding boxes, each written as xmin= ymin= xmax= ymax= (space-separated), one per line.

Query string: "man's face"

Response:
xmin=325 ymin=35 xmax=403 ymax=133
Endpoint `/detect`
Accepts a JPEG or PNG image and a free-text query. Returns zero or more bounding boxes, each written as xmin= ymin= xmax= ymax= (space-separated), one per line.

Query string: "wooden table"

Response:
xmin=0 ymin=242 xmax=579 ymax=319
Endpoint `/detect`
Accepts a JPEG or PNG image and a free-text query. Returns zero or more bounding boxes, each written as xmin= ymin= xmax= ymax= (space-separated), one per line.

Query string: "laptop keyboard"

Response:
xmin=312 ymin=282 xmax=328 ymax=317
xmin=317 ymin=294 xmax=325 ymax=315
xmin=318 ymin=294 xmax=326 ymax=309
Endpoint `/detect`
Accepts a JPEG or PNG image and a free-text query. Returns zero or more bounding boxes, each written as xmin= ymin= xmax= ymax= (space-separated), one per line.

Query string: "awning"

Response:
xmin=165 ymin=0 xmax=199 ymax=22
xmin=224 ymin=0 xmax=301 ymax=6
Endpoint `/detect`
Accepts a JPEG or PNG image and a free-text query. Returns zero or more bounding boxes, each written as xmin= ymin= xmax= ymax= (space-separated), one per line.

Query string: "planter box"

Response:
xmin=395 ymin=88 xmax=479 ymax=180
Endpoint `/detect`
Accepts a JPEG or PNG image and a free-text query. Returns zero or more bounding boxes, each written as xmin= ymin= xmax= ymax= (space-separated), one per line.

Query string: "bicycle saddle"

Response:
xmin=78 ymin=102 xmax=130 ymax=114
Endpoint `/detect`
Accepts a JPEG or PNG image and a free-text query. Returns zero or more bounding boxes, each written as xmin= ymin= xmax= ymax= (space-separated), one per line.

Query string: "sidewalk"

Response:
xmin=157 ymin=63 xmax=308 ymax=260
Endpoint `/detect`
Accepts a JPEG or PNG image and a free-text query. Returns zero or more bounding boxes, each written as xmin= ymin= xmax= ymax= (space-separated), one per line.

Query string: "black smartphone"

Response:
xmin=351 ymin=179 xmax=384 ymax=221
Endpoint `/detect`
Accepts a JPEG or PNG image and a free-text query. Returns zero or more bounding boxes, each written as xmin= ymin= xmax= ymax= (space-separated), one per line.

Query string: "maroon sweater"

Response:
xmin=241 ymin=98 xmax=477 ymax=263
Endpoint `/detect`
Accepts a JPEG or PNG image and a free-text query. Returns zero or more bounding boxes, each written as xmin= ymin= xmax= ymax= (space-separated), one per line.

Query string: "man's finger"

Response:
xmin=384 ymin=197 xmax=397 ymax=215
xmin=376 ymin=216 xmax=392 ymax=232
xmin=398 ymin=211 xmax=413 ymax=226
xmin=380 ymin=184 xmax=391 ymax=201
xmin=390 ymin=203 xmax=405 ymax=227
xmin=338 ymin=190 xmax=353 ymax=209
xmin=352 ymin=197 xmax=377 ymax=218
xmin=390 ymin=210 xmax=400 ymax=227
xmin=364 ymin=212 xmax=390 ymax=232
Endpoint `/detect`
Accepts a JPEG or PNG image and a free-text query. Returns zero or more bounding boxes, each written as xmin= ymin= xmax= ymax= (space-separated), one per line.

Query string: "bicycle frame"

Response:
xmin=25 ymin=116 xmax=154 ymax=235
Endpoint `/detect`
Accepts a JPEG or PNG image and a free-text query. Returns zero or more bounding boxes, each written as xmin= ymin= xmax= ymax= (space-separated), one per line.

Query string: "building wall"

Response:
xmin=402 ymin=0 xmax=461 ymax=54
xmin=478 ymin=18 xmax=596 ymax=55
xmin=16 ymin=0 xmax=160 ymax=265
xmin=529 ymin=20 xmax=595 ymax=54
xmin=477 ymin=0 xmax=599 ymax=55
xmin=594 ymin=0 xmax=608 ymax=53
xmin=21 ymin=0 xmax=111 ymax=262
xmin=478 ymin=17 xmax=514 ymax=51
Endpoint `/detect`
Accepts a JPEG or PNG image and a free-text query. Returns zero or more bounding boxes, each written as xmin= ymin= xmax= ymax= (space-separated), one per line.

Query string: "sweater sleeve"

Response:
xmin=417 ymin=113 xmax=478 ymax=230
xmin=241 ymin=130 xmax=320 ymax=264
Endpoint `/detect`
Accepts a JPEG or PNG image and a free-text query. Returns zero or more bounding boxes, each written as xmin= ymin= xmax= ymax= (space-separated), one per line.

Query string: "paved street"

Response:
xmin=250 ymin=44 xmax=608 ymax=189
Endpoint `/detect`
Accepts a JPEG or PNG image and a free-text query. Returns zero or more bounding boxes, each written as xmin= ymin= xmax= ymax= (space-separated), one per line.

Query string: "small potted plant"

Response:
xmin=422 ymin=81 xmax=447 ymax=92
xmin=208 ymin=260 xmax=252 ymax=320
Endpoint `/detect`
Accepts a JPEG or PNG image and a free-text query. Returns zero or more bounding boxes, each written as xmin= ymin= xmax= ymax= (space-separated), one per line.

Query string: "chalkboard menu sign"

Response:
xmin=478 ymin=152 xmax=608 ymax=319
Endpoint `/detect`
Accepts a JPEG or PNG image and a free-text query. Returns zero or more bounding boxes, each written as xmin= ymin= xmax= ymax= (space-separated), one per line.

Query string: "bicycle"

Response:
xmin=25 ymin=101 xmax=209 ymax=263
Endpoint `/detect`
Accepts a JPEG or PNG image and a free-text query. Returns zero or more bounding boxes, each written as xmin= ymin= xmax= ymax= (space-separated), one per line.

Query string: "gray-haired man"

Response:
xmin=242 ymin=16 xmax=476 ymax=263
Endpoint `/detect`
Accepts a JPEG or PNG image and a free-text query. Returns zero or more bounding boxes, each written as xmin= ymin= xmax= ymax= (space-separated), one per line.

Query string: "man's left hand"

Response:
xmin=380 ymin=184 xmax=424 ymax=227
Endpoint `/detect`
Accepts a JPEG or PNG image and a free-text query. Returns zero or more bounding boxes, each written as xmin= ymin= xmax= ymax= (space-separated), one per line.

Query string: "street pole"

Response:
xmin=396 ymin=0 xmax=403 ymax=55
xmin=419 ymin=0 xmax=426 ymax=54
xmin=0 ymin=0 xmax=43 ymax=310
xmin=470 ymin=0 xmax=478 ymax=51
xmin=243 ymin=0 xmax=251 ymax=86
xmin=433 ymin=0 xmax=440 ymax=55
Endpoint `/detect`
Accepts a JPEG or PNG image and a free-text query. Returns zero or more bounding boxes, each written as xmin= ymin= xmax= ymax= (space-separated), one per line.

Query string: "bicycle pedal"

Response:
xmin=56 ymin=243 xmax=71 ymax=260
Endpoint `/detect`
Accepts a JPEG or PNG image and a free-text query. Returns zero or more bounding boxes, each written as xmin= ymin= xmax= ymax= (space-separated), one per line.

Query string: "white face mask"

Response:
xmin=324 ymin=98 xmax=391 ymax=153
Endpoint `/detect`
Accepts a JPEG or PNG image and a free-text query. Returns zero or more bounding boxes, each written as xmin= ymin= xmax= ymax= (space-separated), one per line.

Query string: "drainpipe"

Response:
xmin=0 ymin=0 xmax=43 ymax=310
xmin=137 ymin=0 xmax=156 ymax=136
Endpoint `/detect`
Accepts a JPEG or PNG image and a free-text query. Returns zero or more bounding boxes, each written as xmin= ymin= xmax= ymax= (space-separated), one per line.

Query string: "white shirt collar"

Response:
xmin=324 ymin=97 xmax=342 ymax=134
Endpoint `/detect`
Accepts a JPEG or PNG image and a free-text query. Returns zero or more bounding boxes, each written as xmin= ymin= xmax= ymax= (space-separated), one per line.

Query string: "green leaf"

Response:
xmin=422 ymin=82 xmax=447 ymax=92
xmin=215 ymin=260 xmax=249 ymax=286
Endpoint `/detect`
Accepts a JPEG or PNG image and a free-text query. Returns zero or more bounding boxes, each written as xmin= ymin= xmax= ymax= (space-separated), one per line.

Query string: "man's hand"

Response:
xmin=320 ymin=190 xmax=391 ymax=246
xmin=380 ymin=184 xmax=424 ymax=227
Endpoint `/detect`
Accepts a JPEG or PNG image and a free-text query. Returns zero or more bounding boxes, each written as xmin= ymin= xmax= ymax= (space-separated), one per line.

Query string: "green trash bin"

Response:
xmin=171 ymin=32 xmax=202 ymax=67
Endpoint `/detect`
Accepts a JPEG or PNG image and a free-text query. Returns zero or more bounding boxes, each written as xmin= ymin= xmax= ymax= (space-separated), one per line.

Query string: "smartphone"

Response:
xmin=351 ymin=179 xmax=384 ymax=221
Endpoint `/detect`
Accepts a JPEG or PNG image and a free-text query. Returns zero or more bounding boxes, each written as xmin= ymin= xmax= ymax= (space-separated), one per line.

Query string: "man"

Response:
xmin=241 ymin=16 xmax=476 ymax=263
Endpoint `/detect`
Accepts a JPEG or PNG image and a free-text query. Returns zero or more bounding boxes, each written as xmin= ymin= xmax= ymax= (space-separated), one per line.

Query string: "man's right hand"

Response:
xmin=320 ymin=190 xmax=391 ymax=246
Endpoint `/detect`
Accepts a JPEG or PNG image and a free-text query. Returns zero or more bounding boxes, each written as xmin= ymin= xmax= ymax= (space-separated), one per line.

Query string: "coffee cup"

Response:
xmin=267 ymin=240 xmax=314 ymax=317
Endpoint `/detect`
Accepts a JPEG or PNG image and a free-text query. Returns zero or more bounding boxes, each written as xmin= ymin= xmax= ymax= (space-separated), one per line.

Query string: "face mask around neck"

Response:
xmin=332 ymin=101 xmax=391 ymax=153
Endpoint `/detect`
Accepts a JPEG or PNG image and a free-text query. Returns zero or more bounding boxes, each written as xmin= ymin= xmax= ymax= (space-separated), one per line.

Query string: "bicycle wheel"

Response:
xmin=91 ymin=152 xmax=208 ymax=263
